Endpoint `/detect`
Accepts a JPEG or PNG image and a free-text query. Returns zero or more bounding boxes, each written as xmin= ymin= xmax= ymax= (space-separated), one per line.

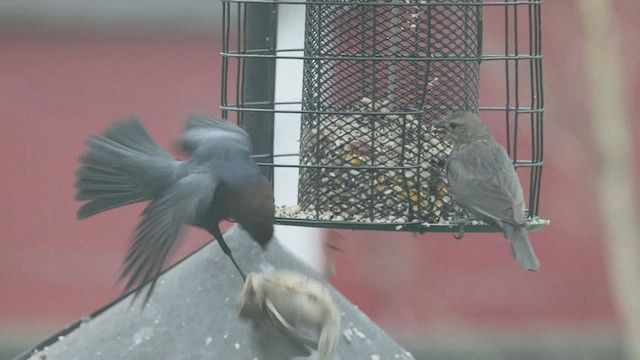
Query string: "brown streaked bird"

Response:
xmin=434 ymin=111 xmax=540 ymax=271
xmin=237 ymin=270 xmax=341 ymax=360
xmin=75 ymin=116 xmax=275 ymax=305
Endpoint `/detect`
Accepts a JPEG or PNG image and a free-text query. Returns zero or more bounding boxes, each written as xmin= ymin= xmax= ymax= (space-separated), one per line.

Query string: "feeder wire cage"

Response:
xmin=220 ymin=0 xmax=548 ymax=233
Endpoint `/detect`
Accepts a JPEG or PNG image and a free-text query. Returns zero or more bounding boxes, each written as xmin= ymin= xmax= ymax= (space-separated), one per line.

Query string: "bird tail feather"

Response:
xmin=318 ymin=309 xmax=341 ymax=360
xmin=504 ymin=224 xmax=540 ymax=271
xmin=75 ymin=119 xmax=170 ymax=219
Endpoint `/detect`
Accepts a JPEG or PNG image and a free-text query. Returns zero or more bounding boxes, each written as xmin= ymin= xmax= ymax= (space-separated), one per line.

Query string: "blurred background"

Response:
xmin=1 ymin=1 xmax=639 ymax=359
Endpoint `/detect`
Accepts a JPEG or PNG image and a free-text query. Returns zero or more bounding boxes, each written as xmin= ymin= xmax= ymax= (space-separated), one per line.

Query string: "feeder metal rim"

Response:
xmin=222 ymin=0 xmax=541 ymax=7
xmin=223 ymin=106 xmax=424 ymax=116
xmin=255 ymin=161 xmax=543 ymax=168
xmin=480 ymin=107 xmax=544 ymax=113
xmin=513 ymin=161 xmax=544 ymax=168
xmin=259 ymin=162 xmax=423 ymax=170
xmin=273 ymin=217 xmax=549 ymax=233
xmin=249 ymin=154 xmax=543 ymax=169
xmin=226 ymin=101 xmax=544 ymax=114
xmin=221 ymin=51 xmax=542 ymax=62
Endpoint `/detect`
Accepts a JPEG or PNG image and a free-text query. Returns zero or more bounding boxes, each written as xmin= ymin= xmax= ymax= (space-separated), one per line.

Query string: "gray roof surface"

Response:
xmin=21 ymin=225 xmax=414 ymax=360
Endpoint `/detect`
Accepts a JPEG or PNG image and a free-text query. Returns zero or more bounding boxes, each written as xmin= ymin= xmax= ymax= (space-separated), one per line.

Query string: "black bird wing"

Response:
xmin=176 ymin=115 xmax=252 ymax=155
xmin=122 ymin=171 xmax=219 ymax=305
xmin=447 ymin=140 xmax=526 ymax=226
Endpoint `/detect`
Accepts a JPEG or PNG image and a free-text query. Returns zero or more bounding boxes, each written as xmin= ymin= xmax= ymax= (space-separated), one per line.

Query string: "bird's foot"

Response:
xmin=454 ymin=224 xmax=465 ymax=240
xmin=449 ymin=217 xmax=474 ymax=240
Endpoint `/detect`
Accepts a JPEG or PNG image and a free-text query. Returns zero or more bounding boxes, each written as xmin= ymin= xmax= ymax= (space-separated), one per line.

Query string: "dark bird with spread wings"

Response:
xmin=75 ymin=116 xmax=275 ymax=304
xmin=434 ymin=111 xmax=540 ymax=271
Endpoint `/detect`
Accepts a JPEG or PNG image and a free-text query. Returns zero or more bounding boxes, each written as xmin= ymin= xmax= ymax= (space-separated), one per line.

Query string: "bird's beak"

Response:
xmin=432 ymin=121 xmax=448 ymax=134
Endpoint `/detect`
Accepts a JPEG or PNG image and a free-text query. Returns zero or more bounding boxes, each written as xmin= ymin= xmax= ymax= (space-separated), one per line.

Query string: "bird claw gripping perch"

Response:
xmin=454 ymin=223 xmax=466 ymax=240
xmin=448 ymin=217 xmax=470 ymax=240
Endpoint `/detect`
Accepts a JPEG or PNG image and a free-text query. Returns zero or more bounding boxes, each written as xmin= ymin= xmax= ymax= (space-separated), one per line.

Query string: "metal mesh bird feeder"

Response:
xmin=221 ymin=0 xmax=548 ymax=233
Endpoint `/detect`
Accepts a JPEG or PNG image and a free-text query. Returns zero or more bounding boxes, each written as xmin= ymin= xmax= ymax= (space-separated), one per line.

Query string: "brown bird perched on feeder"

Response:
xmin=434 ymin=111 xmax=540 ymax=271
xmin=74 ymin=116 xmax=275 ymax=305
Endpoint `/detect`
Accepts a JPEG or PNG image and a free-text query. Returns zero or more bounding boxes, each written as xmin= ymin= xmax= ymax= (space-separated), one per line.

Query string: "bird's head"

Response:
xmin=229 ymin=178 xmax=275 ymax=250
xmin=433 ymin=111 xmax=491 ymax=145
xmin=241 ymin=220 xmax=274 ymax=250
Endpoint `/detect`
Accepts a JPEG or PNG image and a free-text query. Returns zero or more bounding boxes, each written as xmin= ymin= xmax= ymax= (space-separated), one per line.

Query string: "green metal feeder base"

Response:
xmin=274 ymin=217 xmax=550 ymax=234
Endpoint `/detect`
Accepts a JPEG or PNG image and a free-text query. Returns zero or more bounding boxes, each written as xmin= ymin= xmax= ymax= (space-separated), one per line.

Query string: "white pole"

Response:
xmin=273 ymin=3 xmax=325 ymax=272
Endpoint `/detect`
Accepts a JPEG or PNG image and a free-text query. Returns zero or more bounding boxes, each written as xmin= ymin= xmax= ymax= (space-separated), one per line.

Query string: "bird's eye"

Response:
xmin=449 ymin=122 xmax=458 ymax=129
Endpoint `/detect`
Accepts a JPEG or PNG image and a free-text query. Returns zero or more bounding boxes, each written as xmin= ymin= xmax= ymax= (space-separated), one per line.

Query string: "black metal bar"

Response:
xmin=238 ymin=2 xmax=278 ymax=179
xmin=504 ymin=0 xmax=512 ymax=157
xmin=222 ymin=102 xmax=545 ymax=114
xmin=527 ymin=0 xmax=537 ymax=216
xmin=533 ymin=0 xmax=545 ymax=216
xmin=273 ymin=217 xmax=549 ymax=233
xmin=527 ymin=0 xmax=535 ymax=216
xmin=235 ymin=4 xmax=243 ymax=123
xmin=220 ymin=2 xmax=230 ymax=119
xmin=222 ymin=0 xmax=541 ymax=6
xmin=513 ymin=0 xmax=520 ymax=164
xmin=254 ymin=160 xmax=543 ymax=169
xmin=221 ymin=52 xmax=543 ymax=61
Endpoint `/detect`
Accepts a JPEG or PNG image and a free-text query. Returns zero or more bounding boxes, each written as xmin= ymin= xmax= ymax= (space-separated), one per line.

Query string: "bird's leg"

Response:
xmin=211 ymin=226 xmax=247 ymax=281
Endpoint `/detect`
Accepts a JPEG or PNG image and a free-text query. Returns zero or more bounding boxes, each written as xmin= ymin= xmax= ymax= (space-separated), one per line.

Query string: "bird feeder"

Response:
xmin=221 ymin=0 xmax=548 ymax=233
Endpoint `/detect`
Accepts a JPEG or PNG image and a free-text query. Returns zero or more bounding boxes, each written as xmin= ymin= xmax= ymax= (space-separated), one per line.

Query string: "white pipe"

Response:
xmin=273 ymin=3 xmax=324 ymax=272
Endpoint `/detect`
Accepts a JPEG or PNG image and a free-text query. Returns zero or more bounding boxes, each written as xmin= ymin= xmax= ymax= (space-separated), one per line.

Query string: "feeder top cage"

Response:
xmin=221 ymin=0 xmax=548 ymax=233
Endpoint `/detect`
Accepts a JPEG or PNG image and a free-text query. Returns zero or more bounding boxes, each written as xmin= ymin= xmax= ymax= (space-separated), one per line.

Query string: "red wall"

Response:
xmin=0 ymin=36 xmax=228 ymax=324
